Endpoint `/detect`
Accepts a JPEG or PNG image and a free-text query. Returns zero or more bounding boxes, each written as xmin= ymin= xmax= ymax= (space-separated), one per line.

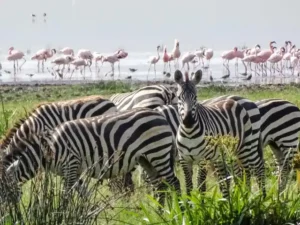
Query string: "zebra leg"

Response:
xmin=197 ymin=161 xmax=207 ymax=193
xmin=213 ymin=160 xmax=231 ymax=198
xmin=61 ymin=160 xmax=81 ymax=198
xmin=180 ymin=159 xmax=193 ymax=195
xmin=278 ymin=147 xmax=296 ymax=192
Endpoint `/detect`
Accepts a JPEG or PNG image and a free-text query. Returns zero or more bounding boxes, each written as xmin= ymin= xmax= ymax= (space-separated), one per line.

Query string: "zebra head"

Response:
xmin=174 ymin=70 xmax=202 ymax=125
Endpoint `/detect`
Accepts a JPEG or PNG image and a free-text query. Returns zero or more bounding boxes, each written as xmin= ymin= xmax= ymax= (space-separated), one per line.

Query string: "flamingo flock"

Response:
xmin=4 ymin=40 xmax=300 ymax=83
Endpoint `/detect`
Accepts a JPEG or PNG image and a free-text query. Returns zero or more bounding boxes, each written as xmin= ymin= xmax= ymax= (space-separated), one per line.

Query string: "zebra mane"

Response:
xmin=0 ymin=102 xmax=50 ymax=151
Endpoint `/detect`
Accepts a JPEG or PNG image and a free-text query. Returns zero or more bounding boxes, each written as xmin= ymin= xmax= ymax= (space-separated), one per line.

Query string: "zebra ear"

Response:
xmin=192 ymin=69 xmax=202 ymax=84
xmin=174 ymin=70 xmax=183 ymax=84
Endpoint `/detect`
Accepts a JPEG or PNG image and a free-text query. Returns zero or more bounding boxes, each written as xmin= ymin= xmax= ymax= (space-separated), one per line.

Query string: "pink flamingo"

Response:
xmin=203 ymin=48 xmax=214 ymax=68
xmin=59 ymin=47 xmax=74 ymax=72
xmin=256 ymin=41 xmax=276 ymax=75
xmin=99 ymin=54 xmax=120 ymax=78
xmin=290 ymin=50 xmax=299 ymax=75
xmin=194 ymin=49 xmax=205 ymax=67
xmin=7 ymin=47 xmax=26 ymax=74
xmin=31 ymin=48 xmax=56 ymax=73
xmin=249 ymin=44 xmax=261 ymax=55
xmin=51 ymin=55 xmax=74 ymax=74
xmin=162 ymin=46 xmax=173 ymax=73
xmin=77 ymin=49 xmax=93 ymax=60
xmin=70 ymin=58 xmax=92 ymax=79
xmin=171 ymin=39 xmax=181 ymax=69
xmin=93 ymin=52 xmax=102 ymax=74
xmin=282 ymin=42 xmax=294 ymax=72
xmin=148 ymin=45 xmax=161 ymax=80
xmin=181 ymin=52 xmax=196 ymax=71
xmin=268 ymin=47 xmax=285 ymax=75
xmin=59 ymin=47 xmax=74 ymax=56
xmin=114 ymin=49 xmax=128 ymax=77
xmin=221 ymin=47 xmax=239 ymax=76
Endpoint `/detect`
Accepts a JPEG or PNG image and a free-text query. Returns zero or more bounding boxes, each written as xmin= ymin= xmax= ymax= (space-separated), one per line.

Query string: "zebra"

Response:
xmin=198 ymin=95 xmax=264 ymax=193
xmin=174 ymin=69 xmax=266 ymax=197
xmin=0 ymin=95 xmax=117 ymax=154
xmin=256 ymin=99 xmax=300 ymax=191
xmin=0 ymin=108 xmax=181 ymax=206
xmin=108 ymin=85 xmax=177 ymax=191
xmin=109 ymin=85 xmax=177 ymax=111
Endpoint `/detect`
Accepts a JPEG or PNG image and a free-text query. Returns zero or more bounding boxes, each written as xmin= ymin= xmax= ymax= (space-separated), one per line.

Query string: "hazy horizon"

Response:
xmin=0 ymin=0 xmax=299 ymax=53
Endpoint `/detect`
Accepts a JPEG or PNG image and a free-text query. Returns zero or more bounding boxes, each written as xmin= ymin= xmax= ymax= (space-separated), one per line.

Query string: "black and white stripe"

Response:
xmin=109 ymin=85 xmax=177 ymax=111
xmin=0 ymin=95 xmax=117 ymax=153
xmin=0 ymin=108 xmax=181 ymax=205
xmin=256 ymin=98 xmax=300 ymax=191
xmin=199 ymin=95 xmax=265 ymax=193
xmin=174 ymin=69 xmax=265 ymax=197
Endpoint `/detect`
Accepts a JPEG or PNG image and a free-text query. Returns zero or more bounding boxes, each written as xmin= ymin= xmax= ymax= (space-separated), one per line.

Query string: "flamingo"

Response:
xmin=77 ymin=49 xmax=93 ymax=60
xmin=114 ymin=49 xmax=128 ymax=77
xmin=194 ymin=49 xmax=205 ymax=67
xmin=59 ymin=47 xmax=74 ymax=72
xmin=7 ymin=47 xmax=26 ymax=74
xmin=181 ymin=52 xmax=196 ymax=71
xmin=221 ymin=47 xmax=239 ymax=76
xmin=99 ymin=54 xmax=120 ymax=78
xmin=268 ymin=47 xmax=285 ymax=75
xmin=51 ymin=55 xmax=74 ymax=74
xmin=171 ymin=39 xmax=181 ymax=69
xmin=203 ymin=48 xmax=214 ymax=68
xmin=147 ymin=45 xmax=160 ymax=80
xmin=31 ymin=48 xmax=56 ymax=73
xmin=282 ymin=42 xmax=295 ymax=72
xmin=162 ymin=46 xmax=173 ymax=74
xmin=256 ymin=41 xmax=276 ymax=75
xmin=70 ymin=58 xmax=92 ymax=79
xmin=250 ymin=44 xmax=261 ymax=55
xmin=290 ymin=50 xmax=299 ymax=75
xmin=60 ymin=47 xmax=74 ymax=56
xmin=93 ymin=52 xmax=102 ymax=74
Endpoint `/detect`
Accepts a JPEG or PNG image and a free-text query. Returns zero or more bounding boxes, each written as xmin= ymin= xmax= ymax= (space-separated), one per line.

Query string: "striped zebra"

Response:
xmin=0 ymin=108 xmax=181 ymax=206
xmin=256 ymin=99 xmax=300 ymax=191
xmin=0 ymin=95 xmax=117 ymax=154
xmin=174 ymin=69 xmax=265 ymax=197
xmin=199 ymin=95 xmax=264 ymax=193
xmin=109 ymin=85 xmax=177 ymax=111
xmin=108 ymin=85 xmax=177 ymax=191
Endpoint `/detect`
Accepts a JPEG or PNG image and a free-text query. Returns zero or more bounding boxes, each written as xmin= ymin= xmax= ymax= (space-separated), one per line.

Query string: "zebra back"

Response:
xmin=255 ymin=99 xmax=300 ymax=148
xmin=0 ymin=95 xmax=117 ymax=153
xmin=201 ymin=95 xmax=262 ymax=157
xmin=109 ymin=85 xmax=178 ymax=111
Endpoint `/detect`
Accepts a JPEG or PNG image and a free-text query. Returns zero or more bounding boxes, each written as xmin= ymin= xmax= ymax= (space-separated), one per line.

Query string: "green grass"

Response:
xmin=1 ymin=83 xmax=300 ymax=224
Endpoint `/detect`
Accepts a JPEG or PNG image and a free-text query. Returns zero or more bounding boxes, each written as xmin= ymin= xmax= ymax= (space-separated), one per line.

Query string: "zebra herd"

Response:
xmin=0 ymin=69 xmax=300 ymax=209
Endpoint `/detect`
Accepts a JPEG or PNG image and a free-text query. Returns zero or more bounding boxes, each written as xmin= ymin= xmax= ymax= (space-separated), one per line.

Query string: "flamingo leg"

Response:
xmin=147 ymin=64 xmax=152 ymax=81
xmin=118 ymin=61 xmax=120 ymax=78
xmin=19 ymin=58 xmax=26 ymax=71
xmin=154 ymin=63 xmax=156 ymax=80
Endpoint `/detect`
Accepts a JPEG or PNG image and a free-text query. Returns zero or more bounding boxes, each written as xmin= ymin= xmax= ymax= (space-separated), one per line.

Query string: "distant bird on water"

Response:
xmin=125 ymin=76 xmax=132 ymax=79
xmin=221 ymin=74 xmax=230 ymax=79
xmin=43 ymin=13 xmax=47 ymax=23
xmin=242 ymin=74 xmax=252 ymax=81
xmin=129 ymin=68 xmax=137 ymax=73
xmin=4 ymin=70 xmax=11 ymax=74
xmin=26 ymin=74 xmax=34 ymax=78
xmin=31 ymin=14 xmax=36 ymax=23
